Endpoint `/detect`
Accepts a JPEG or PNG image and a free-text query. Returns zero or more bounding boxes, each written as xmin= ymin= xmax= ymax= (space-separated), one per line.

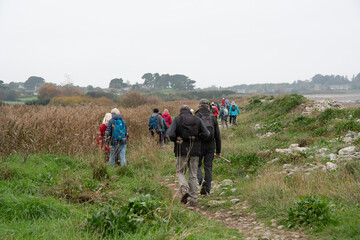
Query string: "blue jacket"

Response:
xmin=225 ymin=99 xmax=230 ymax=106
xmin=106 ymin=114 xmax=127 ymax=146
xmin=229 ymin=104 xmax=240 ymax=116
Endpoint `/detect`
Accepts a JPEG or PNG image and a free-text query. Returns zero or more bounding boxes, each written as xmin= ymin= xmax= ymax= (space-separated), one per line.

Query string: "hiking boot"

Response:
xmin=180 ymin=186 xmax=189 ymax=204
xmin=200 ymin=180 xmax=207 ymax=195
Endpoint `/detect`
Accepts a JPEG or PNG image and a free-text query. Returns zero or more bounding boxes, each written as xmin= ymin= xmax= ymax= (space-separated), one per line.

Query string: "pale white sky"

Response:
xmin=1 ymin=0 xmax=359 ymax=88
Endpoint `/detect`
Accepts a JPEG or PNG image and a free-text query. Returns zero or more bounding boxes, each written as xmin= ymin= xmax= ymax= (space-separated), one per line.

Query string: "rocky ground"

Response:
xmin=161 ymin=177 xmax=308 ymax=240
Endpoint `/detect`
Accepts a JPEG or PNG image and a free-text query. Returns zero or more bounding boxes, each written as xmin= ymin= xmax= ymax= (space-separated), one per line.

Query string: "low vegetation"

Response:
xmin=1 ymin=94 xmax=360 ymax=239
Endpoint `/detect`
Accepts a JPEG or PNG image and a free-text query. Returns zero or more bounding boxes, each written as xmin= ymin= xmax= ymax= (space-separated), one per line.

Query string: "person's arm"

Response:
xmin=167 ymin=117 xmax=178 ymax=142
xmin=158 ymin=115 xmax=163 ymax=130
xmin=105 ymin=120 xmax=113 ymax=144
xmin=213 ymin=117 xmax=221 ymax=156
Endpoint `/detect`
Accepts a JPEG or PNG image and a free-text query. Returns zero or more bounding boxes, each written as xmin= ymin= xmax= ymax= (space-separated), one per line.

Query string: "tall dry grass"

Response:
xmin=0 ymin=100 xmax=199 ymax=156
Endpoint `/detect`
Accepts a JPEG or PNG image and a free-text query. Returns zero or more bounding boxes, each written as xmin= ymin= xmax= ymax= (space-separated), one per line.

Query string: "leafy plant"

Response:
xmin=286 ymin=195 xmax=333 ymax=228
xmin=86 ymin=194 xmax=165 ymax=236
xmin=226 ymin=153 xmax=265 ymax=174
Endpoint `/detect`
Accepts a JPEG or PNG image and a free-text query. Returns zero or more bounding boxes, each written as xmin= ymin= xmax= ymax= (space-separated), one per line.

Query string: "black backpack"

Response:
xmin=179 ymin=114 xmax=199 ymax=141
xmin=197 ymin=112 xmax=215 ymax=141
xmin=231 ymin=105 xmax=236 ymax=111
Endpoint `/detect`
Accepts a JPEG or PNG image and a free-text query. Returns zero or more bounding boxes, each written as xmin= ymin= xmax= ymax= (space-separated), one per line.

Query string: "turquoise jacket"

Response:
xmin=229 ymin=104 xmax=240 ymax=116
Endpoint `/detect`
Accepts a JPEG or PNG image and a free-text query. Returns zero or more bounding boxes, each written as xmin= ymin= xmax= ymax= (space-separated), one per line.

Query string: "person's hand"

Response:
xmin=216 ymin=153 xmax=221 ymax=158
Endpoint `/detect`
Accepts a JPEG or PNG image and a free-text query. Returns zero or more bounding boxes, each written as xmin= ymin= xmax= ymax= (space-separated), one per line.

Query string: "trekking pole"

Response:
xmin=214 ymin=154 xmax=231 ymax=164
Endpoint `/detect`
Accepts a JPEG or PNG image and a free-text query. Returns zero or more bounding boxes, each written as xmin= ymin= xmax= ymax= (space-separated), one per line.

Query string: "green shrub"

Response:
xmin=86 ymin=194 xmax=165 ymax=236
xmin=286 ymin=195 xmax=333 ymax=228
xmin=226 ymin=153 xmax=265 ymax=174
xmin=263 ymin=122 xmax=284 ymax=133
xmin=334 ymin=120 xmax=360 ymax=135
xmin=246 ymin=98 xmax=263 ymax=111
xmin=293 ymin=116 xmax=315 ymax=127
xmin=25 ymin=98 xmax=50 ymax=106
xmin=312 ymin=127 xmax=329 ymax=137
xmin=265 ymin=94 xmax=306 ymax=117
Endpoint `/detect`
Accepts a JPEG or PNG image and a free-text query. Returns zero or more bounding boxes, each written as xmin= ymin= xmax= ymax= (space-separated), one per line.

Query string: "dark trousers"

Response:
xmin=230 ymin=115 xmax=237 ymax=124
xmin=197 ymin=151 xmax=214 ymax=194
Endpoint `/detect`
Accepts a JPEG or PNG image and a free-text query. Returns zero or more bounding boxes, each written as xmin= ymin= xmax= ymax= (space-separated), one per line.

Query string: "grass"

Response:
xmin=0 ymin=149 xmax=243 ymax=239
xmin=2 ymin=94 xmax=360 ymax=239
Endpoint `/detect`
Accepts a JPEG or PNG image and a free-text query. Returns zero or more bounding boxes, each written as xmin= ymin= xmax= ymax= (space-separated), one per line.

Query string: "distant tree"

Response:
xmin=61 ymin=86 xmax=83 ymax=97
xmin=109 ymin=78 xmax=127 ymax=89
xmin=38 ymin=83 xmax=61 ymax=99
xmin=24 ymin=76 xmax=45 ymax=90
xmin=142 ymin=73 xmax=155 ymax=88
xmin=0 ymin=80 xmax=5 ymax=89
xmin=351 ymin=73 xmax=360 ymax=89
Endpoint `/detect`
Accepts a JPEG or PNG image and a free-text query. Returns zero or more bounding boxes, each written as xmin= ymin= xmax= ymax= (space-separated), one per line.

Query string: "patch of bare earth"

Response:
xmin=160 ymin=177 xmax=308 ymax=240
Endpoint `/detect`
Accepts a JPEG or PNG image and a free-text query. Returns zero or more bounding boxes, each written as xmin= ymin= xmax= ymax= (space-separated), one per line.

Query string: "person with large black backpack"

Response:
xmin=167 ymin=105 xmax=210 ymax=207
xmin=148 ymin=108 xmax=164 ymax=144
xmin=105 ymin=108 xmax=128 ymax=167
xmin=195 ymin=99 xmax=221 ymax=196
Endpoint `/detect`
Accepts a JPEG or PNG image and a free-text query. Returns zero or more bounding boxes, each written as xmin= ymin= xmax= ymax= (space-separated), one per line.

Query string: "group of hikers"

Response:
xmin=96 ymin=97 xmax=240 ymax=207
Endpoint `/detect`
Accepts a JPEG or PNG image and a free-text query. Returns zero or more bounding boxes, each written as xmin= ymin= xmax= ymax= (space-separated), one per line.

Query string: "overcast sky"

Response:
xmin=1 ymin=0 xmax=359 ymax=89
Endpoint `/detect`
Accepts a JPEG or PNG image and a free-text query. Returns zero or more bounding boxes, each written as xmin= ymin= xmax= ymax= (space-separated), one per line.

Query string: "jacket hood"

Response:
xmin=112 ymin=114 xmax=123 ymax=120
xmin=162 ymin=112 xmax=170 ymax=117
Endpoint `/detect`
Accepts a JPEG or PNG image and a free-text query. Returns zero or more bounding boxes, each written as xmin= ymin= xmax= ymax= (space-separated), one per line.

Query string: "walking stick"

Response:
xmin=214 ymin=154 xmax=231 ymax=164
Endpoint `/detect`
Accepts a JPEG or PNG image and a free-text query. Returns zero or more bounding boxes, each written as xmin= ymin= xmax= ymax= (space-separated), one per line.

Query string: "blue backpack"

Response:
xmin=112 ymin=119 xmax=126 ymax=140
xmin=149 ymin=114 xmax=159 ymax=130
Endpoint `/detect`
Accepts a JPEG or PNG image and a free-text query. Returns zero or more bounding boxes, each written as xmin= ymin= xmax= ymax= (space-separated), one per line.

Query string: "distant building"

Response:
xmin=329 ymin=85 xmax=350 ymax=90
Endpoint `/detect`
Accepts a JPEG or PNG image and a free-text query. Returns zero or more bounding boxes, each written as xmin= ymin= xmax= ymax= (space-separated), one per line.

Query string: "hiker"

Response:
xmin=221 ymin=98 xmax=225 ymax=106
xmin=148 ymin=108 xmax=164 ymax=144
xmin=219 ymin=104 xmax=229 ymax=129
xmin=229 ymin=101 xmax=240 ymax=125
xmin=225 ymin=98 xmax=230 ymax=110
xmin=167 ymin=105 xmax=210 ymax=207
xmin=96 ymin=113 xmax=112 ymax=162
xmin=210 ymin=102 xmax=219 ymax=117
xmin=161 ymin=109 xmax=172 ymax=144
xmin=105 ymin=108 xmax=128 ymax=167
xmin=195 ymin=99 xmax=221 ymax=196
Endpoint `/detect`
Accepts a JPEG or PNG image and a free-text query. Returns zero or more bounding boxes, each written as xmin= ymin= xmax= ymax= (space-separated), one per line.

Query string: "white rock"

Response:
xmin=283 ymin=164 xmax=293 ymax=169
xmin=326 ymin=162 xmax=337 ymax=171
xmin=269 ymin=158 xmax=279 ymax=163
xmin=318 ymin=148 xmax=329 ymax=153
xmin=276 ymin=148 xmax=291 ymax=154
xmin=207 ymin=200 xmax=226 ymax=206
xmin=245 ymin=175 xmax=250 ymax=180
xmin=343 ymin=137 xmax=353 ymax=144
xmin=289 ymin=144 xmax=299 ymax=149
xmin=230 ymin=199 xmax=241 ymax=204
xmin=254 ymin=124 xmax=261 ymax=130
xmin=221 ymin=179 xmax=233 ymax=185
xmin=329 ymin=153 xmax=337 ymax=161
xmin=339 ymin=146 xmax=356 ymax=155
xmin=231 ymin=188 xmax=237 ymax=193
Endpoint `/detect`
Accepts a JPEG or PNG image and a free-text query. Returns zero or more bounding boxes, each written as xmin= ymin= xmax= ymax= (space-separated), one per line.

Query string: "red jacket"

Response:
xmin=221 ymin=99 xmax=225 ymax=105
xmin=96 ymin=123 xmax=110 ymax=152
xmin=211 ymin=106 xmax=219 ymax=117
xmin=162 ymin=112 xmax=172 ymax=127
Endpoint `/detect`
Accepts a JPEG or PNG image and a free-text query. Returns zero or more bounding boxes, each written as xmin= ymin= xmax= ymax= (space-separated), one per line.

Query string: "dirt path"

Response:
xmin=161 ymin=176 xmax=308 ymax=240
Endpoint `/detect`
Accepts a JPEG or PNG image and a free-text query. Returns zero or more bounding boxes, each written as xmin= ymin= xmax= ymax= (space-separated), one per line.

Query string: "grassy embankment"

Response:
xmin=212 ymin=94 xmax=360 ymax=239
